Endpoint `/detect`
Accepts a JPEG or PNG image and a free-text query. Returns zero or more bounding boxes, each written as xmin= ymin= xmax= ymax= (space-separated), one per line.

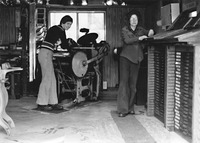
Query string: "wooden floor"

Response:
xmin=0 ymin=96 xmax=188 ymax=143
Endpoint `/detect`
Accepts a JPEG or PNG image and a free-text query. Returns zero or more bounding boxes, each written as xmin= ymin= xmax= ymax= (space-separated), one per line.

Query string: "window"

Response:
xmin=49 ymin=11 xmax=105 ymax=43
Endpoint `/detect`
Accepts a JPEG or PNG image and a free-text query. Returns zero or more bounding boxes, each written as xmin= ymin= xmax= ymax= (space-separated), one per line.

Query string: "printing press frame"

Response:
xmin=53 ymin=42 xmax=109 ymax=104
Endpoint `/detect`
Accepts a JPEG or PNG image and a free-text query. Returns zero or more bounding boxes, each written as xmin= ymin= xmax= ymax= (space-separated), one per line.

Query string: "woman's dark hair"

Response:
xmin=60 ymin=15 xmax=73 ymax=25
xmin=125 ymin=9 xmax=141 ymax=26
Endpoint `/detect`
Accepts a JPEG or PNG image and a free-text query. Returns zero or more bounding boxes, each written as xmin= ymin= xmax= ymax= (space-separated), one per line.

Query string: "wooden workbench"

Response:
xmin=145 ymin=29 xmax=200 ymax=143
xmin=0 ymin=66 xmax=23 ymax=135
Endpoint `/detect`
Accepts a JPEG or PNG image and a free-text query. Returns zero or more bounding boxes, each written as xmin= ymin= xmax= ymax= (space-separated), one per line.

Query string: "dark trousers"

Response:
xmin=117 ymin=57 xmax=140 ymax=114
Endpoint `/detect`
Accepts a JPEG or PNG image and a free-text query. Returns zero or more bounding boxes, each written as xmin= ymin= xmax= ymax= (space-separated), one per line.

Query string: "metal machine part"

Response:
xmin=72 ymin=51 xmax=88 ymax=78
xmin=54 ymin=41 xmax=110 ymax=104
xmin=53 ymin=28 xmax=110 ymax=104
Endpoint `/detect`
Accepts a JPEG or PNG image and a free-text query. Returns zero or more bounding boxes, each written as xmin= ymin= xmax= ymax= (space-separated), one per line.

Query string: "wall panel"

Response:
xmin=104 ymin=6 xmax=145 ymax=87
xmin=0 ymin=6 xmax=17 ymax=45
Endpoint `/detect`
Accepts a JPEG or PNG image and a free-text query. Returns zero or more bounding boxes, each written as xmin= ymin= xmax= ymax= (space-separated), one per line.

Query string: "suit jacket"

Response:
xmin=120 ymin=26 xmax=148 ymax=64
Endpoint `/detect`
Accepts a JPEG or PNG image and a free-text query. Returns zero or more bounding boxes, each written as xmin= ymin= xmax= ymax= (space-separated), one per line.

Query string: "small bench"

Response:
xmin=0 ymin=63 xmax=22 ymax=135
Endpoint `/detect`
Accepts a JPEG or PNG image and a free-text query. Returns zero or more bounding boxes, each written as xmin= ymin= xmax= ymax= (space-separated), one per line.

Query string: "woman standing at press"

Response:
xmin=117 ymin=10 xmax=154 ymax=117
xmin=36 ymin=15 xmax=73 ymax=111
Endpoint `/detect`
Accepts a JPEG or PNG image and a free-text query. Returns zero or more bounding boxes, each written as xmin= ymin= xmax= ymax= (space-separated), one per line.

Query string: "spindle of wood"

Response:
xmin=0 ymin=65 xmax=22 ymax=135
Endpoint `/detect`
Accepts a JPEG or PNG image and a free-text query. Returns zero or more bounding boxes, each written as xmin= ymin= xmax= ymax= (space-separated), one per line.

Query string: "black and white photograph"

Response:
xmin=0 ymin=0 xmax=200 ymax=142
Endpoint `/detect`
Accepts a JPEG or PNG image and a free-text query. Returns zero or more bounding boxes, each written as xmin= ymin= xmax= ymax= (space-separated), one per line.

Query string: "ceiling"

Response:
xmin=0 ymin=0 xmax=180 ymax=7
xmin=123 ymin=0 xmax=158 ymax=5
xmin=123 ymin=0 xmax=179 ymax=6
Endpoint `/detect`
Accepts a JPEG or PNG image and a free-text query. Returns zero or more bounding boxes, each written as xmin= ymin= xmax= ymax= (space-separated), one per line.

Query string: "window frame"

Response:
xmin=48 ymin=10 xmax=106 ymax=43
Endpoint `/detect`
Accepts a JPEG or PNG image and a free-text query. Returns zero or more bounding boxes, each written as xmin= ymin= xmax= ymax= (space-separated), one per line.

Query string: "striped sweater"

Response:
xmin=40 ymin=25 xmax=69 ymax=51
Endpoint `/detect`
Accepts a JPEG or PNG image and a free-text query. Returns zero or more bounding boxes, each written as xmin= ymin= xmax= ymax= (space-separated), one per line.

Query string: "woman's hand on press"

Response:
xmin=139 ymin=35 xmax=148 ymax=41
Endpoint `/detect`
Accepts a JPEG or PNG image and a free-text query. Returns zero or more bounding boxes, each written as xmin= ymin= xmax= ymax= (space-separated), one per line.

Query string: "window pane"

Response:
xmin=78 ymin=13 xmax=105 ymax=43
xmin=49 ymin=11 xmax=105 ymax=43
xmin=49 ymin=12 xmax=77 ymax=40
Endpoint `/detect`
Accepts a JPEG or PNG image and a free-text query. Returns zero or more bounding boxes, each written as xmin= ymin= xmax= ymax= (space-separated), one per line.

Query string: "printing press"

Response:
xmin=52 ymin=29 xmax=110 ymax=103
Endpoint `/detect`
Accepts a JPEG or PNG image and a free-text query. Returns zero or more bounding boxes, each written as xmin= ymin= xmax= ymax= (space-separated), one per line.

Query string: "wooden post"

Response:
xmin=20 ymin=3 xmax=29 ymax=96
xmin=29 ymin=3 xmax=36 ymax=82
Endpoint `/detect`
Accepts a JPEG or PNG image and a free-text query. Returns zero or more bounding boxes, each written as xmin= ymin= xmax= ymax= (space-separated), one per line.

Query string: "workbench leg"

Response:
xmin=2 ymin=111 xmax=15 ymax=128
xmin=0 ymin=83 xmax=15 ymax=135
xmin=0 ymin=117 xmax=11 ymax=135
xmin=95 ymin=69 xmax=100 ymax=99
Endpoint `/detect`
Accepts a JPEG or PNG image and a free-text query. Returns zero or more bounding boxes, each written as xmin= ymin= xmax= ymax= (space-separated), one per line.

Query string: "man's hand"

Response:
xmin=67 ymin=38 xmax=78 ymax=47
